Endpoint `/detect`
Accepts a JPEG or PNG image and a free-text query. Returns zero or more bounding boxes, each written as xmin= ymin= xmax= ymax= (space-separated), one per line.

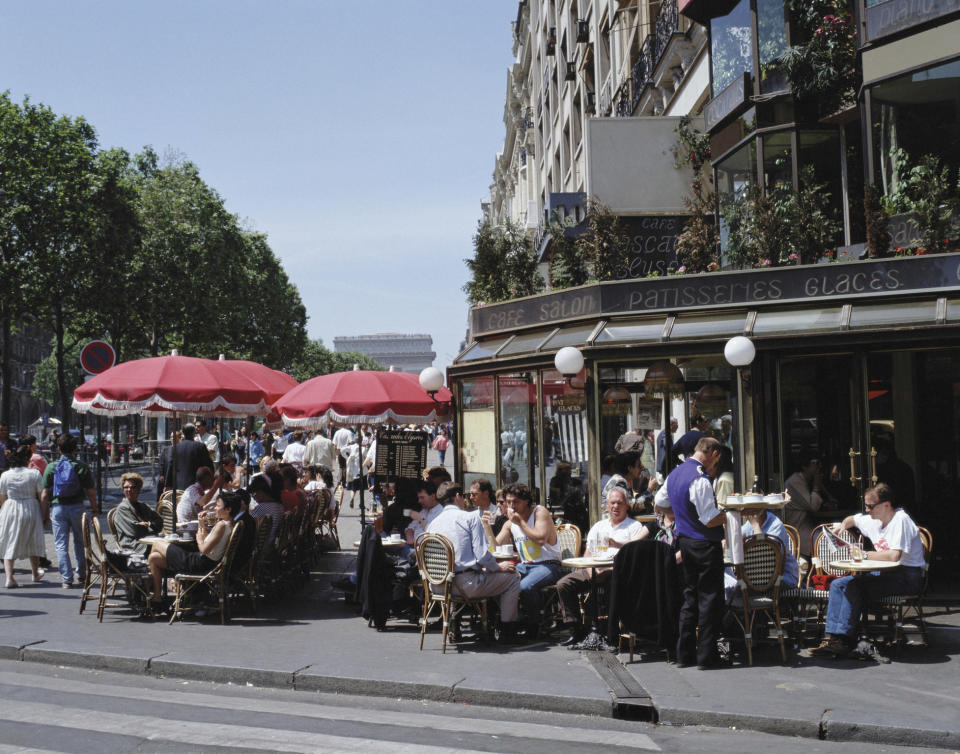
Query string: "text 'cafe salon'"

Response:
xmin=448 ymin=253 xmax=960 ymax=579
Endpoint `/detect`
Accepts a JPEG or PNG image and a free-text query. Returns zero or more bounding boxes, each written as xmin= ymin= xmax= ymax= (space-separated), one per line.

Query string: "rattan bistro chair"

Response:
xmin=728 ymin=534 xmax=787 ymax=665
xmin=90 ymin=516 xmax=152 ymax=621
xmin=169 ymin=520 xmax=245 ymax=625
xmin=79 ymin=512 xmax=105 ymax=615
xmin=539 ymin=524 xmax=582 ymax=636
xmin=875 ymin=526 xmax=933 ymax=646
xmin=415 ymin=532 xmax=489 ymax=653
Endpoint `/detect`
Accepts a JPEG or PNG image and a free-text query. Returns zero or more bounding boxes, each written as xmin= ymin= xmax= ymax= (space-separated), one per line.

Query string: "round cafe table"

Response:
xmin=561 ymin=555 xmax=617 ymax=651
xmin=352 ymin=538 xmax=407 ymax=549
xmin=829 ymin=558 xmax=900 ymax=573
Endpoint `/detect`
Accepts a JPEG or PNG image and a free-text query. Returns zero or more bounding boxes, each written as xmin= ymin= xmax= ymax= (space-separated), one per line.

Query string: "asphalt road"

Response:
xmin=0 ymin=661 xmax=942 ymax=754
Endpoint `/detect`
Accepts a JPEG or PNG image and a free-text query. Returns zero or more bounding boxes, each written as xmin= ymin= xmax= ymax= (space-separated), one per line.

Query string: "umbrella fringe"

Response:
xmin=279 ymin=408 xmax=447 ymax=429
xmin=72 ymin=394 xmax=269 ymax=418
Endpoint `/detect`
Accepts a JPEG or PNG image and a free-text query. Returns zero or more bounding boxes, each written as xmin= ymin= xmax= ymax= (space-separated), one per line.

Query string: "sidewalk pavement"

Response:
xmin=5 ymin=490 xmax=959 ymax=750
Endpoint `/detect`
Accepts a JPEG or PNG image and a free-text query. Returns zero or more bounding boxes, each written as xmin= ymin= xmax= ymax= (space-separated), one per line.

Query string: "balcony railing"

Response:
xmin=616 ymin=0 xmax=683 ymax=117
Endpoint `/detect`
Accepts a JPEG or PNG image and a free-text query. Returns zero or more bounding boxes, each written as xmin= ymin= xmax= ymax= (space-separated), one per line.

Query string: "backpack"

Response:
xmin=53 ymin=456 xmax=82 ymax=499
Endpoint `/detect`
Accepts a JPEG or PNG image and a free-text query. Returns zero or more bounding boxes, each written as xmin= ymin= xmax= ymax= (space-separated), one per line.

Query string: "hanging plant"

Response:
xmin=782 ymin=0 xmax=859 ymax=115
xmin=672 ymin=116 xmax=720 ymax=273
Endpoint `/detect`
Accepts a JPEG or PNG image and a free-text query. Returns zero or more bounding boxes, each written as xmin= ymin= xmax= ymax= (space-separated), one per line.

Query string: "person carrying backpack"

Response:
xmin=41 ymin=434 xmax=98 ymax=588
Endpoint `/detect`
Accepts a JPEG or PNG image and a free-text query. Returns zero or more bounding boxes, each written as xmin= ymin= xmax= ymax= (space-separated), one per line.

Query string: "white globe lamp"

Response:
xmin=724 ymin=336 xmax=756 ymax=367
xmin=554 ymin=346 xmax=585 ymax=377
xmin=419 ymin=366 xmax=445 ymax=396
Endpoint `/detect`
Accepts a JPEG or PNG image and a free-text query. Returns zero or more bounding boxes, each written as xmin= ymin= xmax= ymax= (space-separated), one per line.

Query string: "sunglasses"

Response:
xmin=864 ymin=500 xmax=884 ymax=510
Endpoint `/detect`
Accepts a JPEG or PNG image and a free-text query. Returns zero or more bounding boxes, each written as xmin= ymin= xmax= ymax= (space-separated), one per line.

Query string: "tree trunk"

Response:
xmin=54 ymin=300 xmax=70 ymax=431
xmin=0 ymin=303 xmax=11 ymax=426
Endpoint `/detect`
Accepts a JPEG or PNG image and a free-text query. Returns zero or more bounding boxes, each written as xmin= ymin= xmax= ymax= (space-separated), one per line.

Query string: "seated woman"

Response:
xmin=278 ymin=463 xmax=306 ymax=512
xmin=248 ymin=469 xmax=285 ymax=544
xmin=113 ymin=472 xmax=163 ymax=556
xmin=147 ymin=490 xmax=241 ymax=607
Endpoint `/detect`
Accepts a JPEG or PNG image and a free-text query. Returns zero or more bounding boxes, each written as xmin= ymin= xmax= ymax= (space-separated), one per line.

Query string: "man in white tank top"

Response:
xmin=482 ymin=483 xmax=561 ymax=640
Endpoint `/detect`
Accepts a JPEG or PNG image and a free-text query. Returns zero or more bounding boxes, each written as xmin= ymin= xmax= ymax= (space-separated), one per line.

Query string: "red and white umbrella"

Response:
xmin=273 ymin=368 xmax=451 ymax=428
xmin=72 ymin=351 xmax=294 ymax=417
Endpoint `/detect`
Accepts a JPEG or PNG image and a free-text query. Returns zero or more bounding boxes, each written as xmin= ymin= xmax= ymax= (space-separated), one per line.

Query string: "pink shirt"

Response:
xmin=28 ymin=453 xmax=47 ymax=475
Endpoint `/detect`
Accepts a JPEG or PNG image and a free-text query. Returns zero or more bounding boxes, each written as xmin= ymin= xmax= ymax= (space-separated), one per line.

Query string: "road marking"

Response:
xmin=0 ymin=671 xmax=660 ymax=750
xmin=0 ymin=700 xmax=490 ymax=754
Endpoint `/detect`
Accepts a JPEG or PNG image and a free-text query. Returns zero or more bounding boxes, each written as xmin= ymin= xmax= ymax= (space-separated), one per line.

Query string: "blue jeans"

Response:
xmin=51 ymin=503 xmax=87 ymax=584
xmin=516 ymin=561 xmax=562 ymax=623
xmin=825 ymin=567 xmax=923 ymax=639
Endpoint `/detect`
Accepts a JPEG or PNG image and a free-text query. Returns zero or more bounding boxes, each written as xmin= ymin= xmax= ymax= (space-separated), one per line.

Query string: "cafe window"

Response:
xmin=541 ymin=322 xmax=599 ymax=351
xmin=710 ymin=0 xmax=754 ymax=97
xmin=497 ymin=330 xmax=554 ymax=356
xmin=457 ymin=337 xmax=510 ymax=363
xmin=460 ymin=377 xmax=496 ymax=491
xmin=669 ymin=311 xmax=747 ymax=340
xmin=871 ymin=58 xmax=960 ymax=200
xmin=498 ymin=373 xmax=538 ymax=496
xmin=598 ymin=365 xmax=659 ymax=482
xmin=848 ymin=300 xmax=937 ymax=330
xmin=757 ymin=0 xmax=788 ymax=93
xmin=762 ymin=130 xmax=793 ymax=191
xmin=753 ymin=306 xmax=843 ymax=335
xmin=542 ymin=368 xmax=587 ymax=515
xmin=594 ymin=318 xmax=667 ymax=345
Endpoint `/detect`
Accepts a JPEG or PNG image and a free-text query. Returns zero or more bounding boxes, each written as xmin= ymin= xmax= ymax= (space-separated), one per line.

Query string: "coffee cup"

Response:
xmin=389 ymin=533 xmax=402 ymax=542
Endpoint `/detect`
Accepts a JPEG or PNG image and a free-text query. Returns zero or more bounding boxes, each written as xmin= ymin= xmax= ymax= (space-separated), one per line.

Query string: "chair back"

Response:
xmin=739 ymin=535 xmax=784 ymax=594
xmin=811 ymin=524 xmax=860 ymax=579
xmin=156 ymin=499 xmax=175 ymax=535
xmin=918 ymin=526 xmax=933 ymax=563
xmin=556 ymin=523 xmax=582 ymax=559
xmin=106 ymin=508 xmax=120 ymax=541
xmin=81 ymin=512 xmax=96 ymax=569
xmin=416 ymin=532 xmax=455 ymax=590
xmin=221 ymin=520 xmax=245 ymax=580
xmin=89 ymin=516 xmax=110 ymax=568
xmin=782 ymin=524 xmax=800 ymax=561
xmin=253 ymin=514 xmax=273 ymax=560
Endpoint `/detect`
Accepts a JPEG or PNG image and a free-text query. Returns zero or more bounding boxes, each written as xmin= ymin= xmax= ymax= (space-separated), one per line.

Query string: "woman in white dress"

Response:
xmin=0 ymin=442 xmax=47 ymax=588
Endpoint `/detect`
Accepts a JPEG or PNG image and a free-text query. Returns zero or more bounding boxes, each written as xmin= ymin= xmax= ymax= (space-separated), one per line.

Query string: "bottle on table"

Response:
xmin=750 ymin=475 xmax=761 ymax=494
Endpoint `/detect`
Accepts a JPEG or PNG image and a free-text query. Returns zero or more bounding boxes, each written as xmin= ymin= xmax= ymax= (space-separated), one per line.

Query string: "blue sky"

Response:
xmin=0 ymin=1 xmax=517 ymax=370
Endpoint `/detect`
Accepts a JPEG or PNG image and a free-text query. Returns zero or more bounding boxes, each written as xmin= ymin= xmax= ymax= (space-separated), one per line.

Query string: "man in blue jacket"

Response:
xmin=655 ymin=436 xmax=725 ymax=668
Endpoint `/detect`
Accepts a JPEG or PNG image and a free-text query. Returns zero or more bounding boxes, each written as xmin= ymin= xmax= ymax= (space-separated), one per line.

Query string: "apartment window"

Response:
xmin=710 ymin=0 xmax=753 ymax=98
xmin=757 ymin=0 xmax=788 ymax=93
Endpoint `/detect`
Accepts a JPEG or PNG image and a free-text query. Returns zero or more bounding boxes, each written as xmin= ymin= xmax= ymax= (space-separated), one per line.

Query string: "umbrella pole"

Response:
xmin=170 ymin=413 xmax=179 ymax=517
xmin=357 ymin=423 xmax=366 ymax=529
xmin=96 ymin=415 xmax=103 ymax=510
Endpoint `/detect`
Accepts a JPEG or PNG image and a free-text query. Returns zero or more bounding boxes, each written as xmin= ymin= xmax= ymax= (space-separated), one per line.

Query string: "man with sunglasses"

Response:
xmin=810 ymin=483 xmax=925 ymax=658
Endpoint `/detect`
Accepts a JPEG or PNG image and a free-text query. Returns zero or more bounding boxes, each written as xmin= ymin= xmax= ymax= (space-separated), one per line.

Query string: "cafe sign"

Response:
xmin=471 ymin=253 xmax=960 ymax=336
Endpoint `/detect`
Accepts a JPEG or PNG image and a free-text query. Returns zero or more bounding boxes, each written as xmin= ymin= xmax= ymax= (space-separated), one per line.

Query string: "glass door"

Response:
xmin=778 ymin=354 xmax=864 ymax=511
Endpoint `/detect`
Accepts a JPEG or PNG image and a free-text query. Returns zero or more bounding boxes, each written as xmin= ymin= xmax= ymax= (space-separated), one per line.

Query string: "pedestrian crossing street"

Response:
xmin=0 ymin=666 xmax=660 ymax=753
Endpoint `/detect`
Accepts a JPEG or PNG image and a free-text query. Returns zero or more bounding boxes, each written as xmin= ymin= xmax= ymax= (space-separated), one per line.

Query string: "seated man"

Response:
xmin=723 ymin=505 xmax=800 ymax=600
xmin=404 ymin=480 xmax=442 ymax=546
xmin=810 ymin=483 xmax=925 ymax=658
xmin=483 ymin=482 xmax=562 ymax=639
xmin=176 ymin=467 xmax=223 ymax=524
xmin=556 ymin=488 xmax=646 ymax=645
xmin=427 ymin=480 xmax=522 ymax=643
xmin=113 ymin=473 xmax=163 ymax=557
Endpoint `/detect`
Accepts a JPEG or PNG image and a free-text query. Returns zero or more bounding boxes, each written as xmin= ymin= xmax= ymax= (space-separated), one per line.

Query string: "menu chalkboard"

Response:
xmin=375 ymin=429 xmax=428 ymax=480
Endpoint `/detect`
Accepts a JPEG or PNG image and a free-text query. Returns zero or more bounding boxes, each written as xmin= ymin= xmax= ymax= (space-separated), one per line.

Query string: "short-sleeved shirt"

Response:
xmin=853 ymin=509 xmax=925 ymax=568
xmin=41 ymin=456 xmax=94 ymax=505
xmin=741 ymin=513 xmax=799 ymax=588
xmin=585 ymin=516 xmax=645 ymax=556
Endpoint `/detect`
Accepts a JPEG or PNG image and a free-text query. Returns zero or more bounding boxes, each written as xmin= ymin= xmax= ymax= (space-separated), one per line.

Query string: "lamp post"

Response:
xmin=724 ymin=336 xmax=756 ymax=489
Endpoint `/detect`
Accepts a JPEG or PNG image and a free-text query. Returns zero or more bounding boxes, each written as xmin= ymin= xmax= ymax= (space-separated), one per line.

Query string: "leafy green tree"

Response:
xmin=0 ymin=93 xmax=99 ymax=422
xmin=578 ymin=201 xmax=629 ymax=281
xmin=501 ymin=218 xmax=543 ymax=297
xmin=463 ymin=220 xmax=509 ymax=304
xmin=547 ymin=212 xmax=589 ymax=289
xmin=288 ymin=339 xmax=383 ymax=383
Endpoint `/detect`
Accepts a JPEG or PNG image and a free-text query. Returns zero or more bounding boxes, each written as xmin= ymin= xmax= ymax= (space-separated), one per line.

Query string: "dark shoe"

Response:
xmin=39 ymin=557 xmax=53 ymax=569
xmin=673 ymin=654 xmax=696 ymax=668
xmin=498 ymin=622 xmax=526 ymax=645
xmin=525 ymin=623 xmax=541 ymax=642
xmin=809 ymin=635 xmax=850 ymax=658
xmin=559 ymin=632 xmax=585 ymax=648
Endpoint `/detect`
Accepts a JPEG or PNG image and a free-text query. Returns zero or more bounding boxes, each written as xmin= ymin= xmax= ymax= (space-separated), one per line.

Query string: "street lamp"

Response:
xmin=554 ymin=346 xmax=584 ymax=381
xmin=724 ymin=336 xmax=756 ymax=367
xmin=419 ymin=366 xmax=445 ymax=400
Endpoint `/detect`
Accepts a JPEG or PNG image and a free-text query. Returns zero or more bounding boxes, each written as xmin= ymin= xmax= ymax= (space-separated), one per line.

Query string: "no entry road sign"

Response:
xmin=80 ymin=340 xmax=116 ymax=375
